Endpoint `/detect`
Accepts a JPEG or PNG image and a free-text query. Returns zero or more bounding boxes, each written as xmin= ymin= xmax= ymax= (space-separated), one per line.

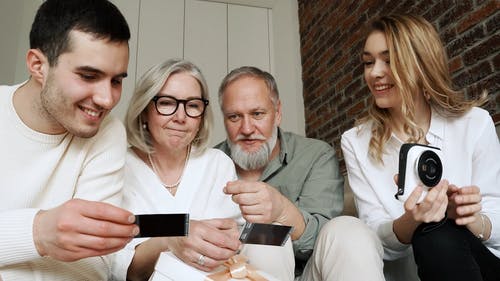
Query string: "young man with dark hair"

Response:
xmin=0 ymin=0 xmax=138 ymax=280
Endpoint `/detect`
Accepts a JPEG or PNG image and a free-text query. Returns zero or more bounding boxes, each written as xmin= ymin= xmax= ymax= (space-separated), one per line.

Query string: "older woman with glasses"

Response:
xmin=111 ymin=59 xmax=292 ymax=281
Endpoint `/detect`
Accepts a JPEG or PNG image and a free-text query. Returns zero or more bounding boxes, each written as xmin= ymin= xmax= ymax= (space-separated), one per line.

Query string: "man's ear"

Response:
xmin=275 ymin=99 xmax=282 ymax=126
xmin=26 ymin=49 xmax=48 ymax=84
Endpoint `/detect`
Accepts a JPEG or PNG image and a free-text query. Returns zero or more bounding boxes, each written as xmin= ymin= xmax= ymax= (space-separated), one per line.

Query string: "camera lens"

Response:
xmin=417 ymin=150 xmax=442 ymax=187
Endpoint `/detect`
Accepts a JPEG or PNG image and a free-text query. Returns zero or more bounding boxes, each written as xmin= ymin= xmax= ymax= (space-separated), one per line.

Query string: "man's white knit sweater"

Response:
xmin=0 ymin=84 xmax=127 ymax=280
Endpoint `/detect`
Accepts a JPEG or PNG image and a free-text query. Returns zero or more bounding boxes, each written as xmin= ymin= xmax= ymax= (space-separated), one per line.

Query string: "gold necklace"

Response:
xmin=148 ymin=145 xmax=191 ymax=189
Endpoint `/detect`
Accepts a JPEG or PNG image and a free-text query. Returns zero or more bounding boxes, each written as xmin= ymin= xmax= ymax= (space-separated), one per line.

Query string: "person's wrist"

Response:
xmin=274 ymin=192 xmax=290 ymax=223
xmin=33 ymin=210 xmax=47 ymax=257
xmin=476 ymin=213 xmax=486 ymax=241
xmin=161 ymin=236 xmax=176 ymax=252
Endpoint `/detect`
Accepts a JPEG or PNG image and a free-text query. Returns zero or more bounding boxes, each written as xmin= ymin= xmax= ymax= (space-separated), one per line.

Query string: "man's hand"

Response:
xmin=224 ymin=180 xmax=285 ymax=224
xmin=33 ymin=199 xmax=138 ymax=262
xmin=224 ymin=180 xmax=305 ymax=240
xmin=166 ymin=219 xmax=240 ymax=272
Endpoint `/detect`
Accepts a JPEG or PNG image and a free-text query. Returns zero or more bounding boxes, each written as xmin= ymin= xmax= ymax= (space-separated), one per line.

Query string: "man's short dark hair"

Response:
xmin=29 ymin=0 xmax=130 ymax=66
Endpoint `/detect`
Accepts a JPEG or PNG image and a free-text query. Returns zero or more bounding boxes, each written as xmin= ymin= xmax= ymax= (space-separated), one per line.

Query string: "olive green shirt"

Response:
xmin=216 ymin=129 xmax=344 ymax=271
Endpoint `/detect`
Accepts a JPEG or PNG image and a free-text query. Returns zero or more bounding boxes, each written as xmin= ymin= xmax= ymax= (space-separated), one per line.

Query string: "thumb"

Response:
xmin=405 ymin=185 xmax=423 ymax=210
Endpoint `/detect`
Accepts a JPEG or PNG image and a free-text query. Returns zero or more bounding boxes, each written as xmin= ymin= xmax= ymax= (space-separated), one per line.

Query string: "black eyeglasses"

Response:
xmin=151 ymin=95 xmax=209 ymax=118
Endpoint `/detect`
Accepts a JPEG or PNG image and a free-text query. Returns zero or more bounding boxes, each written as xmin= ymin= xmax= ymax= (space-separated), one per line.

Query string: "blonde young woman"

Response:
xmin=341 ymin=15 xmax=500 ymax=281
xmin=112 ymin=59 xmax=292 ymax=281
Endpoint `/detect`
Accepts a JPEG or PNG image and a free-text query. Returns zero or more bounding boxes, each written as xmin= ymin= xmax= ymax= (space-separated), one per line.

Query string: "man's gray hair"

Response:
xmin=218 ymin=66 xmax=280 ymax=109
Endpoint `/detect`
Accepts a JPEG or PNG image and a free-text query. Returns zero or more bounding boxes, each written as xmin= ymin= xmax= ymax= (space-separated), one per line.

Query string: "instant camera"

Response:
xmin=395 ymin=143 xmax=443 ymax=203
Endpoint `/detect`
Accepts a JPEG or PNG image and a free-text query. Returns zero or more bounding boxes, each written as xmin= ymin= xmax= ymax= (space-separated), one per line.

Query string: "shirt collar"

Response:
xmin=259 ymin=127 xmax=288 ymax=181
xmin=277 ymin=127 xmax=288 ymax=165
xmin=426 ymin=107 xmax=445 ymax=144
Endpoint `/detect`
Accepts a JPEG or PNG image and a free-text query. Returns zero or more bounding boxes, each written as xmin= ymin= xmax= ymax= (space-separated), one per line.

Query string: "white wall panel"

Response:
xmin=228 ymin=4 xmax=270 ymax=72
xmin=0 ymin=0 xmax=41 ymax=85
xmin=136 ymin=0 xmax=184 ymax=78
xmin=184 ymin=0 xmax=228 ymax=145
xmin=269 ymin=0 xmax=304 ymax=135
xmin=0 ymin=1 xmax=24 ymax=85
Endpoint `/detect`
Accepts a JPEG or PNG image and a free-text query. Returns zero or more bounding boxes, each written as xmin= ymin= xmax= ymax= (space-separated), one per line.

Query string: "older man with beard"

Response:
xmin=215 ymin=66 xmax=385 ymax=281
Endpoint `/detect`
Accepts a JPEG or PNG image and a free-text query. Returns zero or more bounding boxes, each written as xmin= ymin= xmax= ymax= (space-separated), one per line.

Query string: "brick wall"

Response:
xmin=297 ymin=0 xmax=499 ymax=172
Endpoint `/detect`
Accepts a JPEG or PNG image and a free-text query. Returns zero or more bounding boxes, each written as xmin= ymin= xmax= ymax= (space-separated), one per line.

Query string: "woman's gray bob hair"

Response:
xmin=125 ymin=59 xmax=213 ymax=155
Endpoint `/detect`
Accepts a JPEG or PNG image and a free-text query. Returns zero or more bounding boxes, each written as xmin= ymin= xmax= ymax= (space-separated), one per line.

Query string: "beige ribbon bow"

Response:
xmin=204 ymin=254 xmax=268 ymax=281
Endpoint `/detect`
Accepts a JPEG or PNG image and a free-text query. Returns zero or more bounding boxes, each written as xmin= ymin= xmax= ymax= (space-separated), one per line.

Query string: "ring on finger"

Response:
xmin=197 ymin=254 xmax=205 ymax=266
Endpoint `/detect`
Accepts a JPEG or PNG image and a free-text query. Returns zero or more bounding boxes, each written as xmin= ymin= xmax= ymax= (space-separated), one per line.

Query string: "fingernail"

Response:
xmin=128 ymin=215 xmax=136 ymax=223
xmin=132 ymin=226 xmax=140 ymax=236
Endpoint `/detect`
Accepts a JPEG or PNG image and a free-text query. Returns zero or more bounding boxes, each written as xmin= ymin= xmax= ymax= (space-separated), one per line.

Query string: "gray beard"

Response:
xmin=228 ymin=127 xmax=278 ymax=171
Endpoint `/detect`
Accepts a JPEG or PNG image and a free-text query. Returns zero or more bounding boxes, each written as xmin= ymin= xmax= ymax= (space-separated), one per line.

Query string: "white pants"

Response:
xmin=297 ymin=216 xmax=385 ymax=281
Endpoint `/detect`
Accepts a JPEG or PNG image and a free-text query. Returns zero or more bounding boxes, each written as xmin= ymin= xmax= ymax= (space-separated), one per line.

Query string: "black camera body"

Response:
xmin=395 ymin=143 xmax=443 ymax=202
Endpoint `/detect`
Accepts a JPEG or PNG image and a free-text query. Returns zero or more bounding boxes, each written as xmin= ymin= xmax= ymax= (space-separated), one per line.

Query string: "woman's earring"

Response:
xmin=142 ymin=123 xmax=148 ymax=130
xmin=423 ymin=90 xmax=430 ymax=100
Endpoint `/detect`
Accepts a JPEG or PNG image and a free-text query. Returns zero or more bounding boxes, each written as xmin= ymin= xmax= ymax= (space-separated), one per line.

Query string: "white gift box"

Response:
xmin=148 ymin=251 xmax=279 ymax=281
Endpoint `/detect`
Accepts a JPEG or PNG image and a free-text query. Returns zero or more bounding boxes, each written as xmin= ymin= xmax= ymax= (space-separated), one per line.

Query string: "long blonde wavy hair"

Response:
xmin=359 ymin=14 xmax=487 ymax=163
